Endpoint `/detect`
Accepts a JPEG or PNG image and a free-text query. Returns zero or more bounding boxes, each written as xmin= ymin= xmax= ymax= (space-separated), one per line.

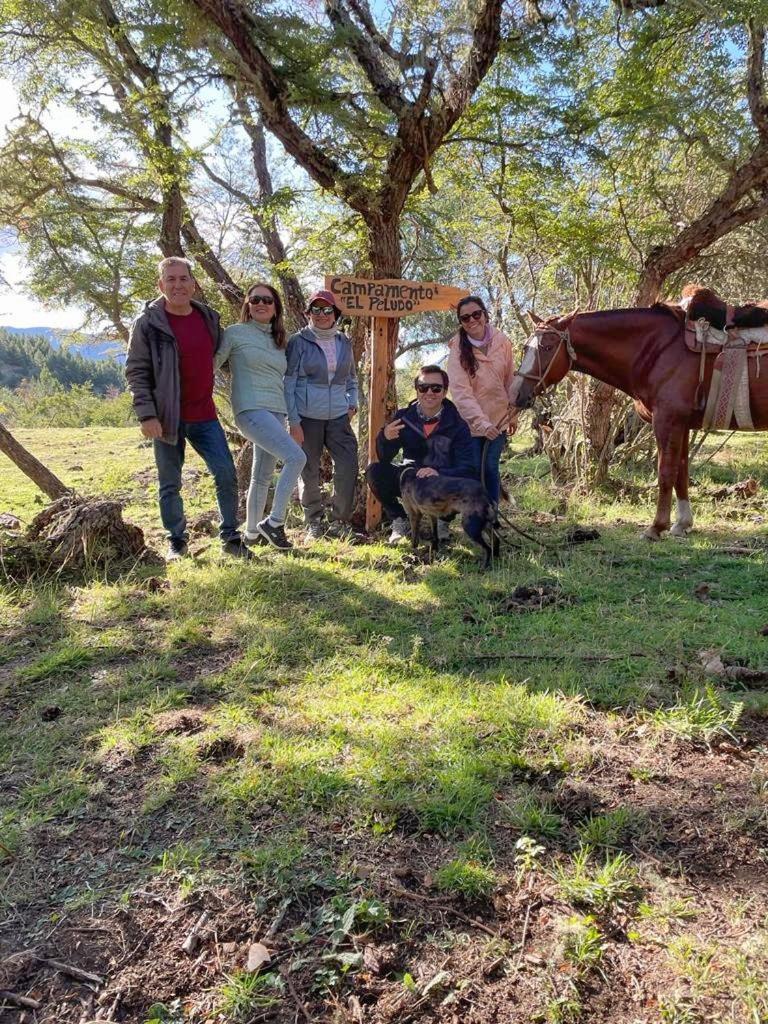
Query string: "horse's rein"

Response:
xmin=515 ymin=325 xmax=577 ymax=392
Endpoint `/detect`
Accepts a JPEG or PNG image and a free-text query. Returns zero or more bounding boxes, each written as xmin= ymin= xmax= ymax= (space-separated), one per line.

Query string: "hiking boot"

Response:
xmin=166 ymin=538 xmax=189 ymax=561
xmin=325 ymin=520 xmax=353 ymax=540
xmin=305 ymin=519 xmax=327 ymax=543
xmin=388 ymin=517 xmax=410 ymax=545
xmin=257 ymin=518 xmax=293 ymax=551
xmin=222 ymin=537 xmax=255 ymax=560
xmin=243 ymin=529 xmax=268 ymax=547
xmin=436 ymin=518 xmax=451 ymax=543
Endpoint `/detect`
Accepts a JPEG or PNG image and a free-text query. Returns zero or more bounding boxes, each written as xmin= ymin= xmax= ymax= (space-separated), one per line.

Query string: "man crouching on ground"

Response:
xmin=366 ymin=364 xmax=476 ymax=545
xmin=125 ymin=256 xmax=252 ymax=561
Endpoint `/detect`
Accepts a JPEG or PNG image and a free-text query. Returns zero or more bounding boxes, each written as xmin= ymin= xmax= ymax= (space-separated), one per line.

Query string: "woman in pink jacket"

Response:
xmin=446 ymin=295 xmax=518 ymax=506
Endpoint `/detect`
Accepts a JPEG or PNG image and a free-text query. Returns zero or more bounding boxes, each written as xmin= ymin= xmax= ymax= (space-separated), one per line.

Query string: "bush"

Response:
xmin=0 ymin=376 xmax=134 ymax=428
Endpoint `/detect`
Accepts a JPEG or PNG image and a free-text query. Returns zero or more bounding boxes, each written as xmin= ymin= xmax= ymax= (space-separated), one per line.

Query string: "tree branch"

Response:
xmin=231 ymin=86 xmax=306 ymax=328
xmin=324 ymin=0 xmax=408 ymax=116
xmin=748 ymin=18 xmax=768 ymax=142
xmin=180 ymin=213 xmax=243 ymax=310
xmin=636 ymin=174 xmax=768 ymax=304
xmin=345 ymin=0 xmax=417 ymax=70
xmin=442 ymin=0 xmax=504 ymax=126
xmin=186 ymin=0 xmax=371 ymax=213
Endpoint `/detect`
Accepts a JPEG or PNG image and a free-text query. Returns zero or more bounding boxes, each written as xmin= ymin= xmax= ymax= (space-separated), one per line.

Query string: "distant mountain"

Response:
xmin=3 ymin=325 xmax=126 ymax=363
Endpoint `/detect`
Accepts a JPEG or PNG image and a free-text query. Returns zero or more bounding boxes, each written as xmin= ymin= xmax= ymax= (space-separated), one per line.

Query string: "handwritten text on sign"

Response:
xmin=325 ymin=275 xmax=467 ymax=317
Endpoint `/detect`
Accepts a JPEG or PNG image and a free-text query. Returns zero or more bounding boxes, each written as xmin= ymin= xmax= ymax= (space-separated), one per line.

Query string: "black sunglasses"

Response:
xmin=416 ymin=382 xmax=445 ymax=394
xmin=459 ymin=309 xmax=485 ymax=324
xmin=249 ymin=295 xmax=275 ymax=306
xmin=309 ymin=305 xmax=336 ymax=316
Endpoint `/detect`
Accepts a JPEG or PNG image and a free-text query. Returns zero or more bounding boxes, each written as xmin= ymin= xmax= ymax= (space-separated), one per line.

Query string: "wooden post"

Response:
xmin=366 ymin=317 xmax=389 ymax=531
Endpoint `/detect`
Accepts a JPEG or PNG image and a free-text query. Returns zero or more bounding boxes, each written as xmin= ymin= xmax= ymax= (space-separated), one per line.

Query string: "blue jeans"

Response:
xmin=235 ymin=409 xmax=306 ymax=530
xmin=153 ymin=419 xmax=239 ymax=543
xmin=472 ymin=432 xmax=507 ymax=506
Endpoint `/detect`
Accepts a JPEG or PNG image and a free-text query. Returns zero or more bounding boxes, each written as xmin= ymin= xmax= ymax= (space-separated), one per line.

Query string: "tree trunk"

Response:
xmin=181 ymin=214 xmax=244 ymax=315
xmin=0 ymin=423 xmax=70 ymax=500
xmin=634 ymin=151 xmax=768 ymax=305
xmin=367 ymin=214 xmax=402 ymax=414
xmin=582 ymin=381 xmax=619 ymax=485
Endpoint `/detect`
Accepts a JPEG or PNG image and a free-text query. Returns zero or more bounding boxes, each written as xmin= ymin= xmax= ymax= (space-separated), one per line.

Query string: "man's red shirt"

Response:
xmin=166 ymin=308 xmax=217 ymax=422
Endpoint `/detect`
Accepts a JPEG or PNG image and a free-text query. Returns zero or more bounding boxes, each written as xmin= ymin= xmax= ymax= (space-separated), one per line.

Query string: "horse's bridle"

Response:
xmin=515 ymin=324 xmax=578 ymax=393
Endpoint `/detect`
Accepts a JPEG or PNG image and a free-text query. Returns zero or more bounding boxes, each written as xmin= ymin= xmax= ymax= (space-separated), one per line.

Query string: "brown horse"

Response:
xmin=510 ymin=303 xmax=768 ymax=540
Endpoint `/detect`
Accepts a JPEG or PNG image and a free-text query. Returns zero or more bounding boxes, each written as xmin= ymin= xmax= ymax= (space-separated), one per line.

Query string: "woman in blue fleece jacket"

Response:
xmin=284 ymin=289 xmax=359 ymax=540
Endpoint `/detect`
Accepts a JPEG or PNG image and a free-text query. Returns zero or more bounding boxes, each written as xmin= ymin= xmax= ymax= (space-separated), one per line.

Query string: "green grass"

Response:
xmin=434 ymin=838 xmax=498 ymax=899
xmin=554 ymin=847 xmax=642 ymax=913
xmin=217 ymin=970 xmax=284 ymax=1020
xmin=2 ymin=426 xmax=768 ymax=1021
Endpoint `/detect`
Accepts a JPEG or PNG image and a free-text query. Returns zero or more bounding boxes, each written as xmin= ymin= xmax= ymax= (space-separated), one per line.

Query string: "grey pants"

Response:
xmin=235 ymin=409 xmax=306 ymax=531
xmin=299 ymin=414 xmax=359 ymax=523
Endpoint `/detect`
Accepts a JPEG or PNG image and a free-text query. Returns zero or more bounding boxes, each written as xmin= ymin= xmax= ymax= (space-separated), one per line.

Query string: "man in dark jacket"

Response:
xmin=366 ymin=364 xmax=476 ymax=545
xmin=125 ymin=257 xmax=250 ymax=560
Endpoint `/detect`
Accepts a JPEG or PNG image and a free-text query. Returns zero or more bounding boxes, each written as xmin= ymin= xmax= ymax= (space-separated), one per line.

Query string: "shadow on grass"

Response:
xmin=3 ymin=530 xmax=768 ymax=941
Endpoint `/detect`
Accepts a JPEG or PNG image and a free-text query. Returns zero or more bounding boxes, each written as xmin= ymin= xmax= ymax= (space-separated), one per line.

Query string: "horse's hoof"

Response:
xmin=670 ymin=523 xmax=691 ymax=538
xmin=642 ymin=527 xmax=661 ymax=541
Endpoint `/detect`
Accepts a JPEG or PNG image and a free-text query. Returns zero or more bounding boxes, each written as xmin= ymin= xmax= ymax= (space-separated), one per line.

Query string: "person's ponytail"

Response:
xmin=458 ymin=330 xmax=478 ymax=378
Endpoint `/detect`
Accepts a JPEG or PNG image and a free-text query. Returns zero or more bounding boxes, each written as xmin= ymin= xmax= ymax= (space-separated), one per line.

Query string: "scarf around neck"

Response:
xmin=467 ymin=323 xmax=493 ymax=348
xmin=309 ymin=326 xmax=338 ymax=376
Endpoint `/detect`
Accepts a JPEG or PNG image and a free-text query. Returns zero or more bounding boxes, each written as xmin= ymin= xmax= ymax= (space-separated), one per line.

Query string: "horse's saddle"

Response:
xmin=678 ymin=286 xmax=768 ymax=430
xmin=680 ymin=285 xmax=768 ymax=354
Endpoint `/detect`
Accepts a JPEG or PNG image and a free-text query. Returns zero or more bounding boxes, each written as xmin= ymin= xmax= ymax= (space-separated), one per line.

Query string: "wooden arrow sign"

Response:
xmin=325 ymin=275 xmax=467 ymax=318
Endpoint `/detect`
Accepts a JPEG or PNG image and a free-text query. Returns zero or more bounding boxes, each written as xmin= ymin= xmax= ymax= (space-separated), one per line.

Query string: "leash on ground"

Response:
xmin=480 ymin=423 xmax=552 ymax=552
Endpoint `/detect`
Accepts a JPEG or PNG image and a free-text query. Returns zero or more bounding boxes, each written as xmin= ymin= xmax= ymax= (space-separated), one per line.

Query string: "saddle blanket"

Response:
xmin=684 ymin=317 xmax=764 ymax=430
xmin=702 ymin=344 xmax=753 ymax=430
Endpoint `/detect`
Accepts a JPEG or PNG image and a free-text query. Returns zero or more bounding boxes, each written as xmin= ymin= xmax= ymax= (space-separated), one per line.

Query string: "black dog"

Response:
xmin=399 ymin=467 xmax=499 ymax=568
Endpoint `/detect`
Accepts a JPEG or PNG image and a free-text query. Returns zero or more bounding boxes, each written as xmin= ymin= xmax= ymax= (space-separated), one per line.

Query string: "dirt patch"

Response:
xmin=497 ymin=583 xmax=570 ymax=613
xmin=199 ymin=735 xmax=245 ymax=763
xmin=3 ymin=659 xmax=767 ymax=1023
xmin=153 ymin=709 xmax=207 ymax=736
xmin=189 ymin=509 xmax=219 ymax=537
xmin=564 ymin=525 xmax=601 ymax=545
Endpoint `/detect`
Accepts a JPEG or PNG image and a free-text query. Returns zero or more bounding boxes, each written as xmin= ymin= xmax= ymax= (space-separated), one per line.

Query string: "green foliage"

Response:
xmin=143 ymin=999 xmax=185 ymax=1024
xmin=555 ymin=847 xmax=641 ymax=913
xmin=500 ymin=787 xmax=563 ymax=840
xmin=544 ymin=992 xmax=583 ymax=1024
xmin=649 ymin=685 xmax=743 ymax=743
xmin=218 ymin=970 xmax=283 ymax=1020
xmin=435 ymin=841 xmax=498 ymax=899
xmin=577 ymin=806 xmax=647 ymax=851
xmin=18 ymin=642 xmax=95 ymax=682
xmin=514 ymin=835 xmax=546 ymax=883
xmin=560 ymin=915 xmax=605 ymax=975
xmin=0 ymin=377 xmax=133 ymax=428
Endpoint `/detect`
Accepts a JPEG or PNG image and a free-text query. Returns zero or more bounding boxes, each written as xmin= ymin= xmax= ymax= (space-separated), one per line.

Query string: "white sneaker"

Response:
xmin=388 ymin=517 xmax=410 ymax=545
xmin=436 ymin=518 xmax=451 ymax=542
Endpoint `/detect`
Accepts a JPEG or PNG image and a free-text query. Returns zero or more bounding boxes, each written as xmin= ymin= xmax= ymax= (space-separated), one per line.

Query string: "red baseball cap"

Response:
xmin=306 ymin=289 xmax=341 ymax=318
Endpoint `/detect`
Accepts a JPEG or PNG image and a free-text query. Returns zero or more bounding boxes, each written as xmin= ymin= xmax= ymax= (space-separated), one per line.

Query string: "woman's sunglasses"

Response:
xmin=310 ymin=305 xmax=336 ymax=316
xmin=249 ymin=295 xmax=275 ymax=306
xmin=416 ymin=382 xmax=445 ymax=394
xmin=458 ymin=309 xmax=485 ymax=324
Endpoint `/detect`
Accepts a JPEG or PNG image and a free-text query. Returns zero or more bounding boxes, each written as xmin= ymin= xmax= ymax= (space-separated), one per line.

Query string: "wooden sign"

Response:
xmin=325 ymin=275 xmax=467 ymax=318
